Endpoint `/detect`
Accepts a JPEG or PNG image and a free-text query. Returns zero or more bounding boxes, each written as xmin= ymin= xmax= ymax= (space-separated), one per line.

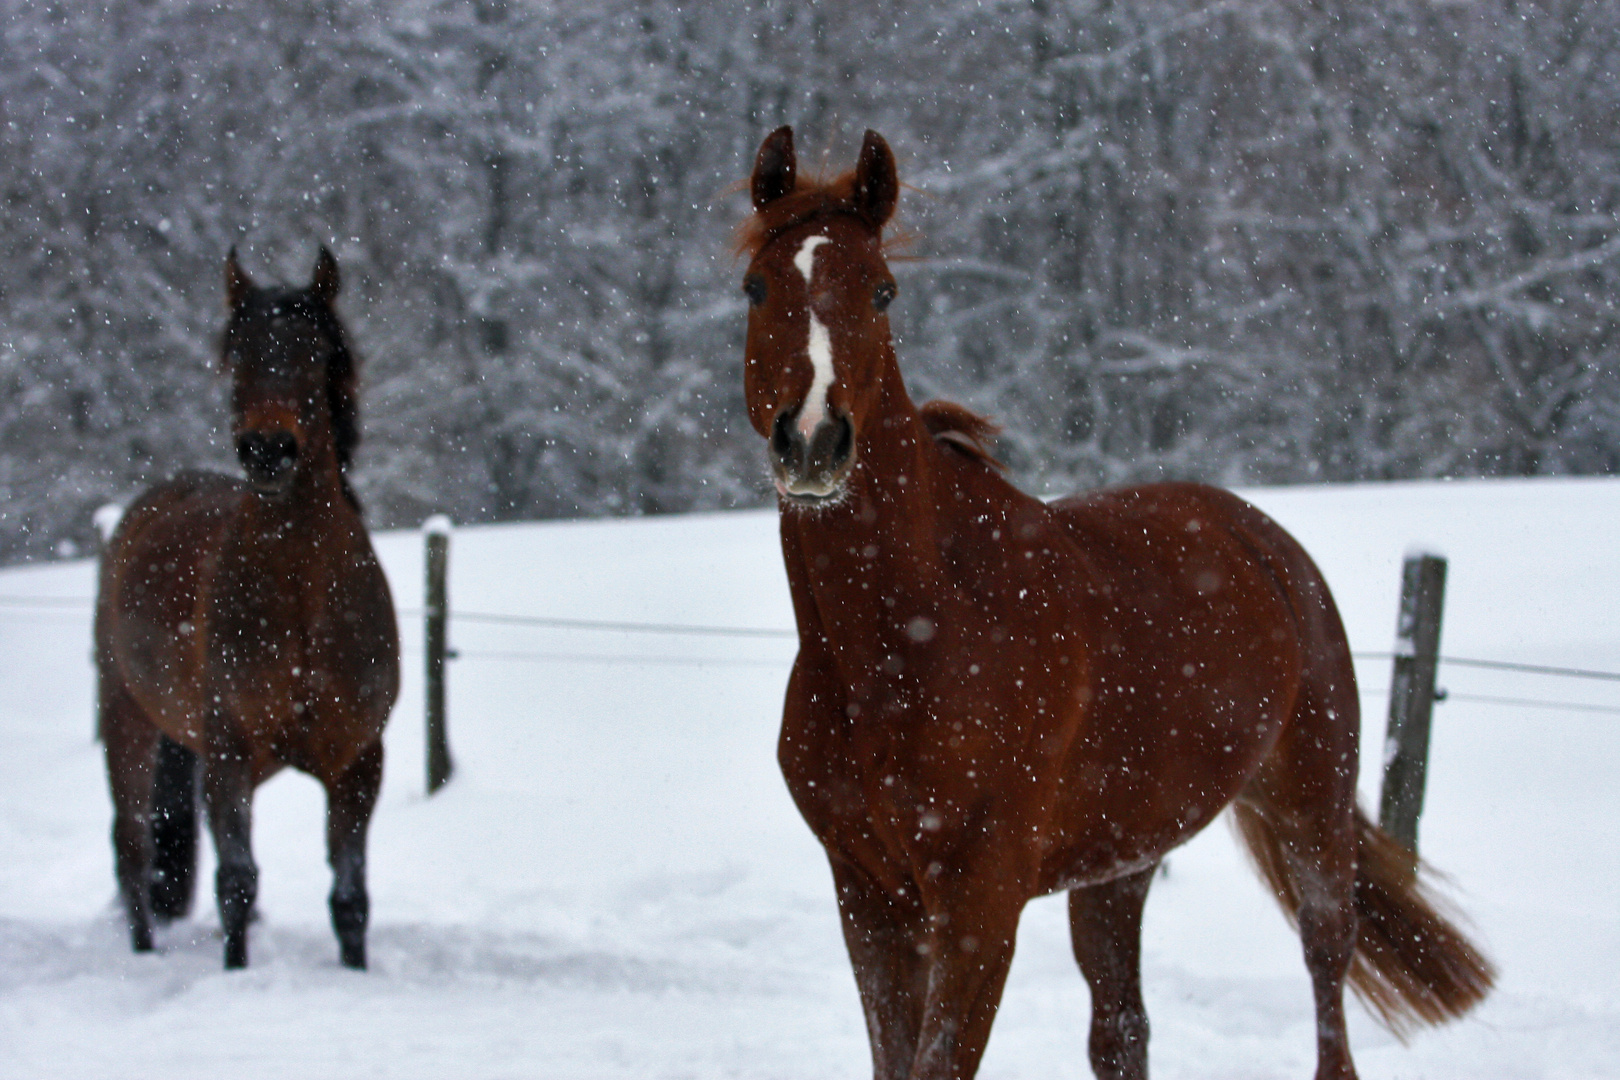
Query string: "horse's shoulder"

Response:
xmin=108 ymin=471 xmax=245 ymax=555
xmin=132 ymin=469 xmax=245 ymax=508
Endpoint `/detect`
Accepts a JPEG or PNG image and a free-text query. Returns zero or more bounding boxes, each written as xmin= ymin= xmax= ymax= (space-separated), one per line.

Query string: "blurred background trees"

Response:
xmin=1 ymin=0 xmax=1615 ymax=562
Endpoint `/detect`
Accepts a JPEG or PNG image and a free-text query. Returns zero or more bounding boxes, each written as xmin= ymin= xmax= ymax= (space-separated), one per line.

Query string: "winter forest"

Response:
xmin=2 ymin=0 xmax=1617 ymax=563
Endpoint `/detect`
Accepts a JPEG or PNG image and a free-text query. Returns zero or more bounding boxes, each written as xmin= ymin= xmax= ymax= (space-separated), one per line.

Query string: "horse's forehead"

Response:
xmin=235 ymin=301 xmax=323 ymax=348
xmin=760 ymin=217 xmax=879 ymax=278
xmin=794 ymin=235 xmax=831 ymax=281
xmin=230 ymin=304 xmax=330 ymax=385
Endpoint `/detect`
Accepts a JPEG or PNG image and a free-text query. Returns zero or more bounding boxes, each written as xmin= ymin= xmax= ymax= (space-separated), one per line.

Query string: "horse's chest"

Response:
xmin=789 ymin=726 xmax=958 ymax=880
xmin=829 ymin=610 xmax=1084 ymax=744
xmin=788 ymin=638 xmax=1078 ymax=874
xmin=204 ymin=568 xmax=390 ymax=720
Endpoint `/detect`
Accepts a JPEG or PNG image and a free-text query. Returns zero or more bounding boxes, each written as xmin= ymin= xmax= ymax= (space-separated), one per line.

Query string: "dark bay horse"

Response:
xmin=739 ymin=126 xmax=1492 ymax=1080
xmin=95 ymin=249 xmax=399 ymax=970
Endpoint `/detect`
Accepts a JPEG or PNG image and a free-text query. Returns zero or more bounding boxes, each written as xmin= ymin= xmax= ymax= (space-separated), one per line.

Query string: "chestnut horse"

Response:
xmin=739 ymin=127 xmax=1492 ymax=1080
xmin=95 ymin=249 xmax=399 ymax=970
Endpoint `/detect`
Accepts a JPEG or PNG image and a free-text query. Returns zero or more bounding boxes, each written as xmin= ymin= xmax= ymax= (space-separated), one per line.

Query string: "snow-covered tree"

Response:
xmin=1 ymin=0 xmax=1615 ymax=562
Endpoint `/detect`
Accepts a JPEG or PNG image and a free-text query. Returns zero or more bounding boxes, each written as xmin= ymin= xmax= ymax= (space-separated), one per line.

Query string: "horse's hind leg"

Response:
xmin=150 ymin=736 xmax=200 ymax=921
xmin=202 ymin=724 xmax=258 ymax=969
xmin=1234 ymin=680 xmax=1361 ymax=1080
xmin=325 ymin=738 xmax=383 ymax=970
xmin=1068 ymin=862 xmax=1157 ymax=1080
xmin=101 ymin=680 xmax=161 ymax=952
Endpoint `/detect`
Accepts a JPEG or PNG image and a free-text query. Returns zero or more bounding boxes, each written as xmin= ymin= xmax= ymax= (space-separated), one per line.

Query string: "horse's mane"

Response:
xmin=920 ymin=400 xmax=1004 ymax=470
xmin=735 ymin=169 xmax=908 ymax=259
xmin=304 ymin=295 xmax=361 ymax=475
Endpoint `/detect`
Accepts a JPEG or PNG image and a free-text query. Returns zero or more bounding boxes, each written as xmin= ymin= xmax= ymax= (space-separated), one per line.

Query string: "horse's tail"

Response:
xmin=1234 ymin=802 xmax=1495 ymax=1035
xmin=1213 ymin=485 xmax=1493 ymax=1031
xmin=1345 ymin=807 xmax=1495 ymax=1032
xmin=149 ymin=736 xmax=201 ymax=922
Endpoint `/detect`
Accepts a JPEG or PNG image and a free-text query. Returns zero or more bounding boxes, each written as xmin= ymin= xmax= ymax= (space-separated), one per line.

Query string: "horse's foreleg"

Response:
xmin=102 ymin=683 xmax=161 ymax=953
xmin=830 ymin=858 xmax=929 ymax=1080
xmin=325 ymin=739 xmax=383 ymax=970
xmin=908 ymin=876 xmax=1024 ymax=1080
xmin=1068 ymin=864 xmax=1157 ymax=1080
xmin=202 ymin=728 xmax=257 ymax=970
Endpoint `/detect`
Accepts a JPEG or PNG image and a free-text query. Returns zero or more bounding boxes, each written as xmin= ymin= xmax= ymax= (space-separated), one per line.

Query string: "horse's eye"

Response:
xmin=873 ymin=280 xmax=898 ymax=313
xmin=743 ymin=274 xmax=767 ymax=306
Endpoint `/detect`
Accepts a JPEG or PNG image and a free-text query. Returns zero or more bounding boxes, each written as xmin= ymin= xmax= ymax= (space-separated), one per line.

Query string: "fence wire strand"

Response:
xmin=1351 ymin=649 xmax=1620 ymax=684
xmin=4 ymin=594 xmax=1617 ymax=708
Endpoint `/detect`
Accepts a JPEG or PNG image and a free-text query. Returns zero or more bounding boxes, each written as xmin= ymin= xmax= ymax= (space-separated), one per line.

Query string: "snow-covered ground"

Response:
xmin=2 ymin=477 xmax=1616 ymax=1079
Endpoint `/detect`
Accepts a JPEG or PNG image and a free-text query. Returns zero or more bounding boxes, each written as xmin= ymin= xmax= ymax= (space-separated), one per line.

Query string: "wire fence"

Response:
xmin=4 ymin=593 xmax=1617 ymax=714
xmin=1349 ymin=649 xmax=1620 ymax=715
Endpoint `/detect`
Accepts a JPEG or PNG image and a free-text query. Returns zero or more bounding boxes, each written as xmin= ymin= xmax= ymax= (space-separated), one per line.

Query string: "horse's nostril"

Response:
xmin=237 ymin=432 xmax=299 ymax=480
xmin=771 ymin=409 xmax=798 ymax=460
xmin=831 ymin=412 xmax=853 ymax=464
xmin=269 ymin=433 xmax=297 ymax=465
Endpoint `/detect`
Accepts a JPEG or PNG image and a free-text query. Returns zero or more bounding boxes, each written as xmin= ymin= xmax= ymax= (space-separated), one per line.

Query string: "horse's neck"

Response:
xmin=785 ymin=383 xmax=950 ymax=626
xmin=235 ymin=461 xmax=363 ymax=568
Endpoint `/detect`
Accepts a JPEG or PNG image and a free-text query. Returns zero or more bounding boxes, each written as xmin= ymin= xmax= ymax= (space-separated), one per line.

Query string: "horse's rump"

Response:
xmin=1049 ymin=480 xmax=1351 ymax=666
xmin=1035 ymin=483 xmax=1354 ymax=870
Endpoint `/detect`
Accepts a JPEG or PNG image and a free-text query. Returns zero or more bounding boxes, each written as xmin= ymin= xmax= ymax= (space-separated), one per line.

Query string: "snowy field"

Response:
xmin=2 ymin=477 xmax=1617 ymax=1079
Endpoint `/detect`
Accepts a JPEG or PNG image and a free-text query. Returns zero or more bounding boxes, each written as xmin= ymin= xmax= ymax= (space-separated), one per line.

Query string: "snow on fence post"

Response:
xmin=423 ymin=515 xmax=455 ymax=795
xmin=90 ymin=503 xmax=127 ymax=740
xmin=1378 ymin=551 xmax=1448 ymax=866
xmin=93 ymin=503 xmax=125 ymax=548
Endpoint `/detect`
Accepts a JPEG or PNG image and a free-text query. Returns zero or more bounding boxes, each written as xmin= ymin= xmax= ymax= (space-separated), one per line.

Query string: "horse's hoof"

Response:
xmin=131 ymin=926 xmax=154 ymax=953
xmin=340 ymin=941 xmax=366 ymax=970
xmin=223 ymin=935 xmax=248 ymax=970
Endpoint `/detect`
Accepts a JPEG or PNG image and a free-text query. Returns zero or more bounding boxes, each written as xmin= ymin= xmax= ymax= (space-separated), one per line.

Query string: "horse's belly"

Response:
xmin=1041 ymin=677 xmax=1293 ymax=891
xmin=1041 ymin=779 xmax=1230 ymax=892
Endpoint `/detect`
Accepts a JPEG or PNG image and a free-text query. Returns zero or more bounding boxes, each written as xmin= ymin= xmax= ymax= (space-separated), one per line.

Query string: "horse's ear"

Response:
xmin=752 ymin=126 xmax=797 ymax=210
xmin=224 ymin=247 xmax=252 ymax=310
xmin=311 ymin=246 xmax=340 ymax=304
xmin=853 ymin=130 xmax=899 ymax=228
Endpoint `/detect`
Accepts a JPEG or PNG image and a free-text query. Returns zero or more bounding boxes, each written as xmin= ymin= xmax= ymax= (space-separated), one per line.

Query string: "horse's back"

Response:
xmin=1050 ymin=479 xmax=1354 ymax=684
xmin=96 ymin=470 xmax=244 ymax=746
xmin=1050 ymin=481 xmax=1337 ymax=633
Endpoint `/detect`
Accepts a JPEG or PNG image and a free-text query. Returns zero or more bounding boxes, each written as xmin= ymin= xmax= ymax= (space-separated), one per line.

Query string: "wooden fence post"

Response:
xmin=1379 ymin=552 xmax=1448 ymax=863
xmin=423 ymin=515 xmax=454 ymax=795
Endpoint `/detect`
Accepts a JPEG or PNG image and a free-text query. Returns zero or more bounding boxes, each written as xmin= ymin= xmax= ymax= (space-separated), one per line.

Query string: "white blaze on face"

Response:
xmin=793 ymin=234 xmax=835 ymax=436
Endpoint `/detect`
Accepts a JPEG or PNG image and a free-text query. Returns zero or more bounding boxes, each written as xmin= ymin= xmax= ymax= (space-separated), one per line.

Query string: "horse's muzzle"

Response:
xmin=236 ymin=431 xmax=300 ymax=491
xmin=770 ymin=406 xmax=855 ymax=505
